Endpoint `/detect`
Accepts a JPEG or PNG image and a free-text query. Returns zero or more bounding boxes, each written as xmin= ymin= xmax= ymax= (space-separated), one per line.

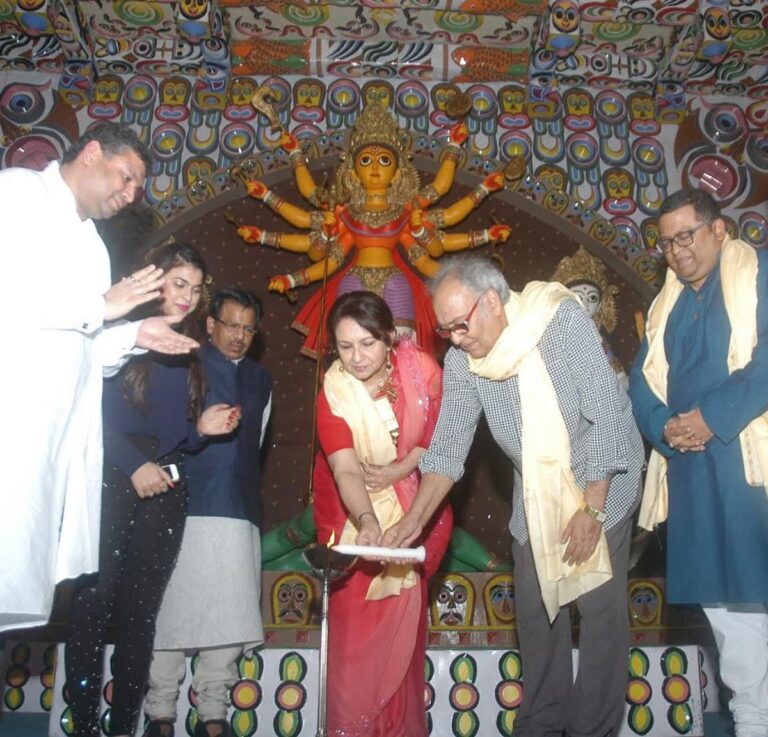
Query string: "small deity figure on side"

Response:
xmin=236 ymin=102 xmax=511 ymax=357
xmin=552 ymin=246 xmax=628 ymax=389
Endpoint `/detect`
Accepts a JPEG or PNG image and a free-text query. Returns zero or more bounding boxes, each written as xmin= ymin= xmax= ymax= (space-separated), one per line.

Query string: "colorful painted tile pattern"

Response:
xmin=0 ymin=74 xmax=765 ymax=282
xmin=0 ymin=1 xmax=767 ymax=96
xmin=0 ymin=641 xmax=714 ymax=736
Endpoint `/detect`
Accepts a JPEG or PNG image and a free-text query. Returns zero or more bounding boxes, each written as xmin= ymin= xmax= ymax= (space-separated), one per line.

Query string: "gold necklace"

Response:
xmin=347 ymin=199 xmax=404 ymax=228
xmin=375 ymin=366 xmax=398 ymax=404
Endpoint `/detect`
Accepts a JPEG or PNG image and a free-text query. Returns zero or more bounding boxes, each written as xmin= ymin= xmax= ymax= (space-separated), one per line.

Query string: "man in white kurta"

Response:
xmin=0 ymin=123 xmax=197 ymax=633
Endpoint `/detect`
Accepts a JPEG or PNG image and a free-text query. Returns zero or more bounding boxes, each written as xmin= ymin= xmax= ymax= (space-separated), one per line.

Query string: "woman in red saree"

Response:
xmin=313 ymin=290 xmax=453 ymax=737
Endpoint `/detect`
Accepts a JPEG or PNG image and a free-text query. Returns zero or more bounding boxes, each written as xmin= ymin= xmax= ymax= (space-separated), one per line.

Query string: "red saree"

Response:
xmin=313 ymin=339 xmax=453 ymax=737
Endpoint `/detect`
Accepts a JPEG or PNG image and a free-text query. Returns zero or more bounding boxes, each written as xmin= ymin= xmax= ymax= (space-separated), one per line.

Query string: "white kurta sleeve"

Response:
xmin=96 ymin=320 xmax=146 ymax=376
xmin=40 ymin=292 xmax=106 ymax=335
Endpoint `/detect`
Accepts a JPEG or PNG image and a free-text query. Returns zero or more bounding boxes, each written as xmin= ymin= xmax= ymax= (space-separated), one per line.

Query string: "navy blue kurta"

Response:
xmin=630 ymin=250 xmax=768 ymax=605
xmin=183 ymin=341 xmax=272 ymax=528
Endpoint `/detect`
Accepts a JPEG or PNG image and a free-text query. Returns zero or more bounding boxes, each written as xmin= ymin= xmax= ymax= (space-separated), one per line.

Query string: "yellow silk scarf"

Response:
xmin=323 ymin=360 xmax=417 ymax=600
xmin=468 ymin=281 xmax=612 ymax=622
xmin=640 ymin=236 xmax=768 ymax=529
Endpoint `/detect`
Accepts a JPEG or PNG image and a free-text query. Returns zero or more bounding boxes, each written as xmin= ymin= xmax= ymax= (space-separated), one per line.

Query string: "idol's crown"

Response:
xmin=348 ymin=103 xmax=410 ymax=161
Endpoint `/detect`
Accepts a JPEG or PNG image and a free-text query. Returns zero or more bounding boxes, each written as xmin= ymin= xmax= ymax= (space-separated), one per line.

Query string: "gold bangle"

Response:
xmin=412 ymin=225 xmax=431 ymax=246
xmin=443 ymin=147 xmax=461 ymax=164
xmin=469 ymin=185 xmax=490 ymax=207
xmin=310 ymin=210 xmax=325 ymax=229
xmin=328 ymin=240 xmax=345 ymax=264
xmin=309 ymin=230 xmax=327 ymax=253
xmin=264 ymin=190 xmax=284 ymax=212
xmin=468 ymin=230 xmax=490 ymax=249
xmin=430 ymin=209 xmax=446 ymax=229
xmin=263 ymin=231 xmax=281 ymax=249
xmin=420 ymin=184 xmax=440 ymax=204
xmin=408 ymin=244 xmax=428 ymax=263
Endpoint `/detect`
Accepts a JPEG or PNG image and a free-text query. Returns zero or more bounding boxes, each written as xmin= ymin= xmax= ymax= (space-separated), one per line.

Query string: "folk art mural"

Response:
xmin=0 ymin=1 xmax=766 ymax=284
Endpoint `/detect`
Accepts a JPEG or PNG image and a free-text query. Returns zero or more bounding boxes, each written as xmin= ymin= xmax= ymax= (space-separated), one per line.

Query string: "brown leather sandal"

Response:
xmin=193 ymin=718 xmax=232 ymax=737
xmin=142 ymin=718 xmax=175 ymax=737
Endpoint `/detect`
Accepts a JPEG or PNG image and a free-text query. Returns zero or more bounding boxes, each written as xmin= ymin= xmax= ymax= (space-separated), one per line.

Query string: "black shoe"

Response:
xmin=193 ymin=719 xmax=232 ymax=737
xmin=142 ymin=719 xmax=175 ymax=737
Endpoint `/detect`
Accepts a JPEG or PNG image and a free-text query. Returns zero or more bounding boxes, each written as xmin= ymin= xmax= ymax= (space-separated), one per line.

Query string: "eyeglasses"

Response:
xmin=214 ymin=318 xmax=258 ymax=336
xmin=435 ymin=293 xmax=484 ymax=339
xmin=656 ymin=222 xmax=708 ymax=254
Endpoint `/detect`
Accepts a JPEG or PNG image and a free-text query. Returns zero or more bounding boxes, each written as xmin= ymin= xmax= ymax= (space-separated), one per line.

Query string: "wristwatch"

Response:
xmin=580 ymin=501 xmax=607 ymax=524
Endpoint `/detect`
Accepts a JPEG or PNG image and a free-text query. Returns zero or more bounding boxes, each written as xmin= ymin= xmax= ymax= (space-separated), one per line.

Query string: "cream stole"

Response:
xmin=469 ymin=281 xmax=612 ymax=622
xmin=640 ymin=236 xmax=768 ymax=529
xmin=323 ymin=360 xmax=416 ymax=600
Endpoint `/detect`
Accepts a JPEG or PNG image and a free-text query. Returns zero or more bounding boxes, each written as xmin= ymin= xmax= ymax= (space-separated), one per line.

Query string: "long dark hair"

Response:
xmin=121 ymin=242 xmax=208 ymax=418
xmin=325 ymin=290 xmax=395 ymax=367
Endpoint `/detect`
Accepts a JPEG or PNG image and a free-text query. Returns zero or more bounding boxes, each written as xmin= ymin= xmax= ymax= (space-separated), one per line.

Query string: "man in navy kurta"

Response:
xmin=630 ymin=189 xmax=768 ymax=737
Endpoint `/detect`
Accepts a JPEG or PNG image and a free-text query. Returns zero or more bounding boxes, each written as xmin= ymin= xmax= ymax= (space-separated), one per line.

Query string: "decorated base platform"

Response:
xmin=0 ymin=575 xmax=724 ymax=737
xmin=262 ymin=572 xmax=713 ymax=650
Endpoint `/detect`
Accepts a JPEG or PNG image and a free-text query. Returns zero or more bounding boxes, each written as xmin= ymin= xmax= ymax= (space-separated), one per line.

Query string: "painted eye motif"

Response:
xmin=703 ymin=105 xmax=746 ymax=145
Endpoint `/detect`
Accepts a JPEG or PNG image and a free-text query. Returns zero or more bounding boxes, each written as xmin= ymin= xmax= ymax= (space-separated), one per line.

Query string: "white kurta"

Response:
xmin=0 ymin=161 xmax=140 ymax=632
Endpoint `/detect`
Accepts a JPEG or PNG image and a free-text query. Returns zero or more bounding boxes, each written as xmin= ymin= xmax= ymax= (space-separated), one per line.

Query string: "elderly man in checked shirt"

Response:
xmin=383 ymin=254 xmax=643 ymax=737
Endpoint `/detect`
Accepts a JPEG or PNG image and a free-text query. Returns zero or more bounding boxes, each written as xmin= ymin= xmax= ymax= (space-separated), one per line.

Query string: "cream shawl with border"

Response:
xmin=639 ymin=236 xmax=768 ymax=530
xmin=469 ymin=281 xmax=612 ymax=622
xmin=323 ymin=360 xmax=416 ymax=600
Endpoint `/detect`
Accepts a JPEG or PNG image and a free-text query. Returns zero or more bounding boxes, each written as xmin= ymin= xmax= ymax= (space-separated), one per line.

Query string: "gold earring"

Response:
xmin=386 ymin=350 xmax=392 ymax=371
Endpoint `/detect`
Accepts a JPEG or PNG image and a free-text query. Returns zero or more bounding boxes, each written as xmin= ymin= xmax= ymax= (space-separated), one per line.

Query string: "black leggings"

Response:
xmin=66 ymin=461 xmax=187 ymax=737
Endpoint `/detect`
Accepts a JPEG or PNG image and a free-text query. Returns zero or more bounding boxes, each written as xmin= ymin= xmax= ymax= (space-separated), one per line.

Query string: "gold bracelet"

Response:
xmin=309 ymin=230 xmax=327 ymax=253
xmin=443 ymin=147 xmax=461 ymax=164
xmin=408 ymin=244 xmax=428 ymax=263
xmin=469 ymin=185 xmax=489 ymax=207
xmin=430 ymin=209 xmax=447 ymax=229
xmin=328 ymin=240 xmax=345 ymax=264
xmin=263 ymin=231 xmax=280 ymax=249
xmin=412 ymin=225 xmax=431 ymax=246
xmin=263 ymin=190 xmax=284 ymax=212
xmin=420 ymin=184 xmax=440 ymax=204
xmin=310 ymin=210 xmax=325 ymax=229
xmin=468 ymin=230 xmax=490 ymax=250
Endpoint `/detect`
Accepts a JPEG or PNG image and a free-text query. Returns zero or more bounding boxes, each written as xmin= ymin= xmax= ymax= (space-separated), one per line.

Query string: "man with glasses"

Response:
xmin=142 ymin=288 xmax=273 ymax=737
xmin=384 ymin=254 xmax=643 ymax=737
xmin=630 ymin=188 xmax=768 ymax=737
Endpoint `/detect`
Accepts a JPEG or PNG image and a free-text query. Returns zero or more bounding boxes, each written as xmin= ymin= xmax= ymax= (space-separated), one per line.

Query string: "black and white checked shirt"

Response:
xmin=420 ymin=299 xmax=643 ymax=544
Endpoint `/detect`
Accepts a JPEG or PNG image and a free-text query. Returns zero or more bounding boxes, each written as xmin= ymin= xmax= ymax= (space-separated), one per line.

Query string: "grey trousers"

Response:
xmin=144 ymin=645 xmax=242 ymax=722
xmin=511 ymin=514 xmax=632 ymax=737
